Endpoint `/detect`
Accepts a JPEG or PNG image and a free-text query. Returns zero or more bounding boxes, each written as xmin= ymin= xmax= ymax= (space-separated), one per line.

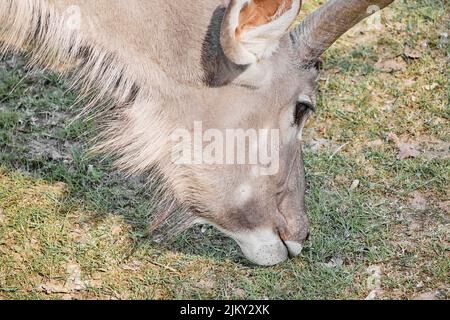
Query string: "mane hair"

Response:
xmin=0 ymin=0 xmax=194 ymax=238
xmin=0 ymin=0 xmax=139 ymax=108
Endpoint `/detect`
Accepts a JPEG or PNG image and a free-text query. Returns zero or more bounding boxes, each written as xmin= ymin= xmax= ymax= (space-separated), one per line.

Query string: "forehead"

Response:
xmin=197 ymin=65 xmax=319 ymax=129
xmin=261 ymin=65 xmax=319 ymax=108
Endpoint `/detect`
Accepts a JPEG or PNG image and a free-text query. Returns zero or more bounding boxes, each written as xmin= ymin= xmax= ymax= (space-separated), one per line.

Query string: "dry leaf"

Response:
xmin=70 ymin=227 xmax=91 ymax=244
xmin=419 ymin=40 xmax=428 ymax=48
xmin=397 ymin=141 xmax=420 ymax=160
xmin=388 ymin=133 xmax=421 ymax=160
xmin=111 ymin=224 xmax=123 ymax=236
xmin=414 ymin=291 xmax=438 ymax=300
xmin=375 ymin=57 xmax=407 ymax=73
xmin=307 ymin=138 xmax=331 ymax=153
xmin=367 ymin=139 xmax=383 ymax=147
xmin=121 ymin=260 xmax=143 ymax=272
xmin=424 ymin=83 xmax=439 ymax=91
xmin=62 ymin=294 xmax=74 ymax=300
xmin=37 ymin=282 xmax=70 ymax=294
xmin=438 ymin=201 xmax=450 ymax=214
xmin=232 ymin=288 xmax=246 ymax=299
xmin=350 ymin=180 xmax=360 ymax=191
xmin=404 ymin=46 xmax=422 ymax=59
xmin=409 ymin=192 xmax=427 ymax=211
xmin=367 ymin=265 xmax=382 ymax=290
xmin=323 ymin=257 xmax=344 ymax=268
xmin=38 ymin=263 xmax=91 ymax=295
xmin=403 ymin=78 xmax=417 ymax=87
xmin=66 ymin=263 xmax=87 ymax=291
xmin=365 ymin=289 xmax=384 ymax=300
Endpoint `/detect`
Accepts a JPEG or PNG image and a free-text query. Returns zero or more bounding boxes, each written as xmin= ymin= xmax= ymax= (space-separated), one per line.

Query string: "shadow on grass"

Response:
xmin=0 ymin=53 xmax=249 ymax=266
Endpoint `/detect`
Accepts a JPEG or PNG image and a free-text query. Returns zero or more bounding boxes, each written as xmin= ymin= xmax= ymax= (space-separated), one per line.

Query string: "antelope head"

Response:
xmin=168 ymin=0 xmax=395 ymax=265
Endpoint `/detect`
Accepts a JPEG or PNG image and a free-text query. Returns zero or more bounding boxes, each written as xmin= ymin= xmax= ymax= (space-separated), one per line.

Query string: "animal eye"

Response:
xmin=293 ymin=98 xmax=315 ymax=127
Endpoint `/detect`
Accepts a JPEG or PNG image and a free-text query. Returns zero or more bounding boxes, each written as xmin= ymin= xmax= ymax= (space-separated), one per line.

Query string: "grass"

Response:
xmin=0 ymin=0 xmax=448 ymax=300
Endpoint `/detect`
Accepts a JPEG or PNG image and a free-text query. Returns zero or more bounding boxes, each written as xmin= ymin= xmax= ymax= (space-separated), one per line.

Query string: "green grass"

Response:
xmin=0 ymin=0 xmax=448 ymax=300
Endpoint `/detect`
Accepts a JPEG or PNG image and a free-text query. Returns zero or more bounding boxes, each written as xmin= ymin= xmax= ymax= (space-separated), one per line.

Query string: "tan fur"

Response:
xmin=0 ymin=1 xmax=135 ymax=108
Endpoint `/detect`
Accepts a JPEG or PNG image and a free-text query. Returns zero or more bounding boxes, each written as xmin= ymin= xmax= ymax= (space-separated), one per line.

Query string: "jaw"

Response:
xmin=196 ymin=219 xmax=303 ymax=266
xmin=223 ymin=227 xmax=305 ymax=266
xmin=232 ymin=228 xmax=289 ymax=266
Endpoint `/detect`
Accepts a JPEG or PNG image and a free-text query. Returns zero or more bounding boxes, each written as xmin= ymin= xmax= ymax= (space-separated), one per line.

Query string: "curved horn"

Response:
xmin=291 ymin=0 xmax=395 ymax=63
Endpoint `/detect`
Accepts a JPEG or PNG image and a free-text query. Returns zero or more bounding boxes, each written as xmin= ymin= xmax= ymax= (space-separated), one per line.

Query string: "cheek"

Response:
xmin=278 ymin=106 xmax=298 ymax=144
xmin=234 ymin=183 xmax=253 ymax=207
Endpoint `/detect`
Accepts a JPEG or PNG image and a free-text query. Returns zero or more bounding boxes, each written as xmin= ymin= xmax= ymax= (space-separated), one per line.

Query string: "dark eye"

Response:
xmin=293 ymin=98 xmax=315 ymax=127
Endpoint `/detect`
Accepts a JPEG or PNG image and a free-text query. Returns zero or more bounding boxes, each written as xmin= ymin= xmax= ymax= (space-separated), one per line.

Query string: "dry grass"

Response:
xmin=0 ymin=0 xmax=448 ymax=299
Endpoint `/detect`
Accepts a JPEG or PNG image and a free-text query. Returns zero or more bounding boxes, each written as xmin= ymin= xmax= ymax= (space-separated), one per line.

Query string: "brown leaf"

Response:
xmin=366 ymin=289 xmax=384 ymax=300
xmin=121 ymin=260 xmax=143 ymax=272
xmin=375 ymin=57 xmax=407 ymax=73
xmin=397 ymin=141 xmax=420 ymax=160
xmin=438 ymin=201 xmax=450 ymax=214
xmin=306 ymin=138 xmax=332 ymax=153
xmin=414 ymin=291 xmax=439 ymax=300
xmin=62 ymin=294 xmax=74 ymax=300
xmin=66 ymin=263 xmax=86 ymax=291
xmin=111 ymin=224 xmax=123 ymax=236
xmin=408 ymin=192 xmax=427 ymax=211
xmin=367 ymin=139 xmax=383 ymax=148
xmin=232 ymin=288 xmax=246 ymax=299
xmin=424 ymin=83 xmax=439 ymax=91
xmin=37 ymin=282 xmax=70 ymax=294
xmin=70 ymin=227 xmax=91 ymax=244
xmin=38 ymin=263 xmax=100 ymax=295
xmin=350 ymin=180 xmax=360 ymax=191
xmin=388 ymin=133 xmax=420 ymax=160
xmin=403 ymin=78 xmax=417 ymax=87
xmin=420 ymin=138 xmax=449 ymax=160
xmin=325 ymin=67 xmax=340 ymax=75
xmin=404 ymin=46 xmax=422 ymax=59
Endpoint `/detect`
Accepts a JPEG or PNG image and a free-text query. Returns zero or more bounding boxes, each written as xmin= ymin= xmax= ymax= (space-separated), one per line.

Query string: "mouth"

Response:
xmin=195 ymin=219 xmax=305 ymax=266
xmin=228 ymin=228 xmax=304 ymax=266
xmin=284 ymin=241 xmax=304 ymax=258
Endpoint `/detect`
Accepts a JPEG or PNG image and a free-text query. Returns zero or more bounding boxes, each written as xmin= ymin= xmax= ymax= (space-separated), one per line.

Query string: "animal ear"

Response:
xmin=221 ymin=0 xmax=301 ymax=65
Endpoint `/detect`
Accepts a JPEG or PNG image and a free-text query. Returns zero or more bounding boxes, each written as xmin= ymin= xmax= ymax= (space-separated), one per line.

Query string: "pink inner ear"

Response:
xmin=236 ymin=0 xmax=294 ymax=38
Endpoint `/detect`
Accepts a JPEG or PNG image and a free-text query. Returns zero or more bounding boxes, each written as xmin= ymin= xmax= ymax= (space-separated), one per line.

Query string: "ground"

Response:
xmin=0 ymin=0 xmax=448 ymax=300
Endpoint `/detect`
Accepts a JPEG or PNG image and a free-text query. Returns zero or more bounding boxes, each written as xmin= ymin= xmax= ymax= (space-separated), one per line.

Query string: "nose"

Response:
xmin=284 ymin=241 xmax=304 ymax=258
xmin=275 ymin=216 xmax=309 ymax=259
xmin=282 ymin=229 xmax=309 ymax=259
